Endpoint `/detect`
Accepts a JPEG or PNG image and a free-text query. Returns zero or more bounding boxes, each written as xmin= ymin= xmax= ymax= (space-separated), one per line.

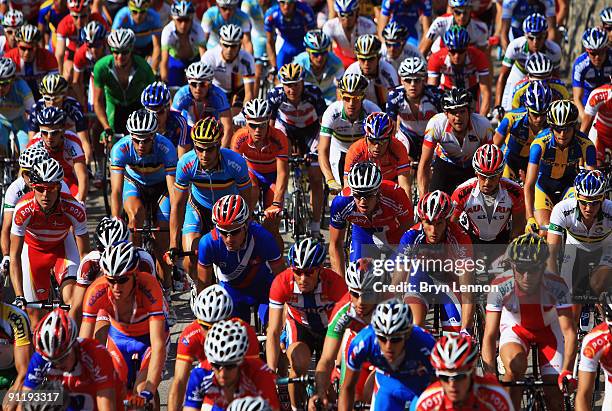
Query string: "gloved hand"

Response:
xmin=163 ymin=248 xmax=179 ymax=266
xmin=13 ymin=296 xmax=26 ymax=310
xmin=491 ymin=105 xmax=505 ymax=122
xmin=100 ymin=128 xmax=114 ymax=145
xmin=1 ymin=255 xmax=9 ymax=274
xmin=327 ymin=179 xmax=342 ymax=194
xmin=264 ymin=203 xmax=283 ymax=219
xmin=126 ymin=390 xmax=153 ymax=409
xmin=459 ymin=328 xmax=472 ymax=337
xmin=557 ymin=370 xmax=576 ymax=391
xmin=525 ymin=217 xmax=539 ymax=234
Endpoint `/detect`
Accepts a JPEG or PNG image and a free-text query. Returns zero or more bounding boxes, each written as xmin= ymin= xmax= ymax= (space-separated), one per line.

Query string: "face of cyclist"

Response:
xmin=18 ymin=41 xmax=35 ymax=63
xmin=308 ymin=50 xmax=328 ymax=70
xmin=349 ymin=290 xmax=376 ymax=318
xmin=148 ymin=105 xmax=168 ymax=129
xmin=358 ymin=56 xmax=378 ymax=77
xmin=212 ymin=363 xmax=240 ymax=387
xmin=130 ymin=7 xmax=148 ymax=24
xmin=476 ymin=172 xmax=501 ymax=196
xmin=131 ymin=134 xmax=155 ymax=157
xmin=577 ymin=196 xmax=603 ymax=221
xmin=247 ymin=120 xmax=269 ymax=142
xmin=219 ymin=5 xmax=236 ymax=20
xmin=283 ymin=81 xmax=303 ymax=104
xmin=195 ymin=143 xmax=220 ymax=169
xmin=552 ymin=125 xmax=575 ymax=148
xmin=33 ymin=182 xmax=60 ymax=210
xmin=70 ymin=10 xmax=89 ymax=30
xmin=189 ymin=79 xmax=211 ymax=101
xmin=40 ymin=126 xmax=65 ymax=151
xmin=449 ymin=48 xmax=467 ymax=66
xmin=112 ymin=48 xmax=133 ymax=69
xmin=338 ymin=10 xmax=357 ymax=30
xmin=526 ymin=32 xmax=546 ymax=53
xmin=366 ymin=138 xmax=389 ymax=158
xmin=605 ymin=25 xmax=612 ymax=44
xmin=221 ymin=41 xmax=241 ymax=62
xmin=439 ymin=373 xmax=472 ymax=404
xmin=292 ymin=267 xmax=320 ymax=293
xmin=353 ymin=191 xmax=378 ymax=214
xmin=278 ymin=1 xmax=296 ymax=17
xmin=106 ymin=274 xmax=135 ymax=300
xmin=341 ymin=93 xmax=364 ymax=119
xmin=446 ymin=107 xmax=469 ymax=133
xmin=587 ymin=48 xmax=607 ymax=68
xmin=217 ymin=223 xmax=247 ymax=251
xmin=377 ymin=333 xmax=407 ymax=364
xmin=402 ymin=77 xmax=425 ymax=100
xmin=51 ymin=350 xmax=78 ymax=372
xmin=43 ymin=94 xmax=64 ymax=108
xmin=513 ymin=262 xmax=545 ymax=294
xmin=4 ymin=26 xmax=18 ymax=48
xmin=421 ymin=218 xmax=447 ymax=244
xmin=452 ymin=7 xmax=470 ymax=26
xmin=174 ymin=15 xmax=193 ymax=34
xmin=88 ymin=41 xmax=106 ymax=60
xmin=0 ymin=78 xmax=13 ymax=97
xmin=527 ymin=109 xmax=548 ymax=129
xmin=385 ymin=41 xmax=404 ymax=60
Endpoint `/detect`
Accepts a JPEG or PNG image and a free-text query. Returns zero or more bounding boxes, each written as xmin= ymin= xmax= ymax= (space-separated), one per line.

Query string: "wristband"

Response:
xmin=272 ymin=201 xmax=282 ymax=207
xmin=327 ymin=179 xmax=337 ymax=184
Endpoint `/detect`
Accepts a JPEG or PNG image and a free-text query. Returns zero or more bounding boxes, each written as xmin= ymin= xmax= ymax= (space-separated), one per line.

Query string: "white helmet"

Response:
xmin=100 ymin=242 xmax=138 ymax=278
xmin=525 ymin=52 xmax=553 ymax=78
xmin=108 ymin=28 xmax=136 ymax=50
xmin=242 ymin=98 xmax=271 ymax=120
xmin=582 ymin=27 xmax=607 ymax=50
xmin=19 ymin=146 xmax=49 ymax=170
xmin=227 ymin=397 xmax=272 ymax=411
xmin=30 ymin=158 xmax=64 ymax=185
xmin=217 ymin=0 xmax=240 ymax=7
xmin=192 ymin=285 xmax=234 ymax=323
xmin=94 ymin=217 xmax=130 ymax=250
xmin=34 ymin=309 xmax=78 ymax=361
xmin=126 ymin=109 xmax=158 ymax=135
xmin=220 ymin=24 xmax=243 ymax=45
xmin=398 ymin=57 xmax=426 ymax=78
xmin=185 ymin=61 xmax=214 ymax=81
xmin=337 ymin=73 xmax=369 ymax=95
xmin=17 ymin=24 xmax=41 ymax=43
xmin=345 ymin=258 xmax=374 ymax=292
xmin=204 ymin=320 xmax=249 ymax=365
xmin=287 ymin=238 xmax=327 ymax=269
xmin=371 ymin=298 xmax=413 ymax=336
xmin=601 ymin=7 xmax=612 ymax=25
xmin=2 ymin=9 xmax=24 ymax=28
xmin=347 ymin=161 xmax=383 ymax=194
xmin=0 ymin=57 xmax=16 ymax=80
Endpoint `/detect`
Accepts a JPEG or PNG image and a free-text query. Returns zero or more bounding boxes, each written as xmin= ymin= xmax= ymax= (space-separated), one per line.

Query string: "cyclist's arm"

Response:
xmin=266 ymin=32 xmax=277 ymax=70
xmin=573 ymin=87 xmax=586 ymax=121
xmin=500 ymin=19 xmax=511 ymax=51
xmin=74 ymin=160 xmax=89 ymax=202
xmin=9 ymin=234 xmax=24 ymax=298
xmin=71 ymin=71 xmax=87 ymax=109
xmin=151 ymin=34 xmax=161 ymax=73
xmin=417 ymin=141 xmax=434 ymax=197
xmin=220 ymin=111 xmax=233 ymax=148
xmin=93 ymin=84 xmax=111 ymax=131
xmin=329 ymin=226 xmax=346 ymax=277
xmin=69 ymin=285 xmax=87 ymax=325
xmin=546 ymin=16 xmax=556 ymax=42
xmin=313 ymin=334 xmax=342 ymax=402
xmin=197 ymin=263 xmax=214 ymax=289
xmin=144 ymin=318 xmax=166 ymax=393
xmin=546 ymin=231 xmax=563 ymax=273
xmin=243 ymin=32 xmax=254 ymax=56
xmin=479 ymin=73 xmax=492 ymax=116
xmin=169 ymin=188 xmax=188 ymax=251
xmin=270 ymin=258 xmax=286 ymax=275
xmin=575 ymin=369 xmax=596 ymax=411
xmin=10 ymin=344 xmax=31 ymax=393
xmin=77 ymin=130 xmax=93 ymax=165
xmin=168 ymin=360 xmax=193 ymax=411
xmin=377 ymin=14 xmax=390 ymax=38
xmin=420 ymin=14 xmax=432 ymax=35
xmin=482 ymin=310 xmax=501 ymax=375
xmin=398 ymin=172 xmax=411 ymax=200
xmin=558 ymin=307 xmax=577 ymax=374
xmin=160 ymin=49 xmax=169 ymax=82
xmin=95 ymin=387 xmax=115 ymax=411
xmin=495 ymin=65 xmax=511 ymax=107
xmin=55 ymin=38 xmax=66 ymax=75
xmin=580 ymin=113 xmax=594 ymax=134
xmin=511 ymin=206 xmax=525 ymax=239
xmin=165 ymin=174 xmax=176 ymax=213
xmin=493 ymin=130 xmax=506 ymax=147
xmin=1 ymin=211 xmax=12 ymax=256
xmin=318 ymin=135 xmax=335 ymax=183
xmin=419 ymin=33 xmax=434 ymax=57
xmin=523 ymin=162 xmax=538 ymax=221
xmin=265 ymin=306 xmax=284 ymax=372
xmin=110 ymin=171 xmax=124 ymax=218
xmin=338 ymin=366 xmax=359 ymax=411
xmin=273 ymin=157 xmax=289 ymax=206
xmin=79 ymin=317 xmax=95 ymax=339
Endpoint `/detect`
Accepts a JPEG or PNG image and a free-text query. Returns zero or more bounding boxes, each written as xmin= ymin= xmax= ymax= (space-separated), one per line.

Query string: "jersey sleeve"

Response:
xmin=11 ymin=202 xmax=32 ymax=237
xmin=346 ymin=328 xmax=372 ymax=371
xmin=572 ymin=57 xmax=585 ymax=88
xmin=528 ymin=140 xmax=544 ymax=165
xmin=394 ymin=140 xmax=411 ymax=174
xmin=381 ymin=0 xmax=394 ymax=16
xmin=23 ymin=352 xmax=48 ymax=389
xmin=548 ymin=202 xmax=567 ymax=236
xmin=427 ymin=52 xmax=442 ymax=78
xmin=263 ymin=9 xmax=275 ymax=33
xmin=201 ymin=9 xmax=213 ymax=34
xmin=174 ymin=154 xmax=192 ymax=191
xmin=578 ymin=329 xmax=606 ymax=373
xmin=109 ymin=140 xmax=127 ymax=173
xmin=66 ymin=200 xmax=88 ymax=236
xmin=197 ymin=233 xmax=216 ymax=266
xmin=231 ymin=153 xmax=252 ymax=192
xmin=269 ymin=272 xmax=290 ymax=309
xmin=423 ymin=116 xmax=440 ymax=148
xmin=176 ymin=325 xmax=201 ymax=362
xmin=82 ymin=283 xmax=109 ymax=323
xmin=255 ymin=225 xmax=282 ymax=263
xmin=485 ymin=276 xmax=505 ymax=312
xmin=252 ymin=363 xmax=281 ymax=409
xmin=162 ymin=140 xmax=178 ymax=175
xmin=425 ymin=17 xmax=444 ymax=40
xmin=319 ymin=104 xmax=336 ymax=138
xmin=6 ymin=305 xmax=31 ymax=347
xmin=160 ymin=24 xmax=172 ymax=49
xmin=583 ymin=140 xmax=597 ymax=168
xmin=92 ymin=59 xmax=107 ymax=89
xmin=473 ymin=48 xmax=490 ymax=75
xmin=184 ymin=367 xmax=212 ymax=409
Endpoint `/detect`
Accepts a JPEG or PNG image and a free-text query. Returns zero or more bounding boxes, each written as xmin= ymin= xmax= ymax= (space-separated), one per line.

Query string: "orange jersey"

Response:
xmin=232 ymin=127 xmax=289 ymax=174
xmin=344 ymin=137 xmax=411 ymax=181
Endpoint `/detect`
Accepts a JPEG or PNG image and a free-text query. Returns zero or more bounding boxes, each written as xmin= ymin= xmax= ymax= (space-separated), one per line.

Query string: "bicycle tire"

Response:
xmin=291 ymin=191 xmax=307 ymax=241
xmin=101 ymin=147 xmax=111 ymax=216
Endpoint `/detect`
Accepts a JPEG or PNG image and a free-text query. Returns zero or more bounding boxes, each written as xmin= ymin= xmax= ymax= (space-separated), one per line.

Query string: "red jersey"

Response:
xmin=585 ymin=84 xmax=612 ymax=161
xmin=231 ymin=127 xmax=289 ymax=174
xmin=73 ymin=43 xmax=95 ymax=73
xmin=427 ymin=46 xmax=489 ymax=91
xmin=56 ymin=13 xmax=108 ymax=55
xmin=4 ymin=47 xmax=58 ymax=78
xmin=344 ymin=137 xmax=411 ymax=182
xmin=579 ymin=322 xmax=612 ymax=385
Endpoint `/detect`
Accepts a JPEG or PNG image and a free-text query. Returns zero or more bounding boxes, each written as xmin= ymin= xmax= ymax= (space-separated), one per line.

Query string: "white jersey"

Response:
xmin=322 ymin=17 xmax=376 ymax=61
xmin=201 ymin=45 xmax=256 ymax=93
xmin=161 ymin=20 xmax=206 ymax=59
xmin=386 ymin=86 xmax=440 ymax=144
xmin=549 ymin=198 xmax=612 ymax=252
xmin=585 ymin=84 xmax=612 ymax=129
xmin=502 ymin=36 xmax=562 ymax=73
xmin=578 ymin=323 xmax=612 ymax=410
xmin=2 ymin=177 xmax=70 ymax=213
xmin=425 ymin=14 xmax=489 ymax=49
xmin=76 ymin=249 xmax=157 ymax=286
xmin=344 ymin=60 xmax=399 ymax=107
xmin=319 ymin=100 xmax=381 ymax=153
xmin=380 ymin=43 xmax=422 ymax=72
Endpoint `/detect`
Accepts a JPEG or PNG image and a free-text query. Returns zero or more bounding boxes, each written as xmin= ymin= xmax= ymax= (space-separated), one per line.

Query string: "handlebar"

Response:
xmin=500 ymin=378 xmax=556 ymax=387
xmin=276 ymin=375 xmax=315 ymax=385
xmin=130 ymin=227 xmax=170 ymax=233
xmin=26 ymin=301 xmax=71 ymax=311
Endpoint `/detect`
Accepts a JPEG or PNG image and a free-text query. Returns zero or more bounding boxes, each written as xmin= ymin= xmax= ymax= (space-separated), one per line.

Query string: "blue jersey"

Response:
xmin=496 ymin=108 xmax=535 ymax=160
xmin=162 ymin=110 xmax=191 ymax=147
xmin=502 ymin=0 xmax=554 ymax=36
xmin=198 ymin=221 xmax=282 ymax=285
xmin=202 ymin=6 xmax=253 ymax=50
xmin=28 ymin=96 xmax=87 ymax=133
xmin=264 ymin=3 xmax=316 ymax=48
xmin=171 ymin=84 xmax=230 ymax=126
xmin=572 ymin=51 xmax=612 ymax=105
xmin=174 ymin=148 xmax=251 ymax=209
xmin=293 ymin=51 xmax=344 ymax=103
xmin=110 ymin=134 xmax=178 ymax=186
xmin=0 ymin=78 xmax=34 ymax=123
xmin=37 ymin=0 xmax=69 ymax=38
xmin=112 ymin=7 xmax=162 ymax=49
xmin=381 ymin=0 xmax=431 ymax=41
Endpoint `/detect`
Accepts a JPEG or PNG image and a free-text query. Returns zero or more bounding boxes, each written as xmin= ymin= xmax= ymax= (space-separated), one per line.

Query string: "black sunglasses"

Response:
xmin=211 ymin=362 xmax=239 ymax=370
xmin=578 ymin=199 xmax=603 ymax=207
xmin=111 ymin=48 xmax=131 ymax=55
xmin=194 ymin=144 xmax=219 ymax=153
xmin=353 ymin=192 xmax=377 ymax=200
xmin=439 ymin=373 xmax=469 ymax=382
xmin=349 ymin=290 xmax=361 ymax=298
xmin=551 ymin=125 xmax=571 ymax=132
xmin=40 ymin=129 xmax=64 ymax=136
xmin=377 ymin=335 xmax=404 ymax=344
xmin=247 ymin=122 xmax=267 ymax=129
xmin=106 ymin=276 xmax=130 ymax=285
xmin=217 ymin=226 xmax=243 ymax=236
xmin=513 ymin=262 xmax=545 ymax=274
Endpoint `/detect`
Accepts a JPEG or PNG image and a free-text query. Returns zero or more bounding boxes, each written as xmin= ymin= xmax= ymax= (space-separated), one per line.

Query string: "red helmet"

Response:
xmin=34 ymin=308 xmax=78 ymax=361
xmin=416 ymin=190 xmax=454 ymax=222
xmin=472 ymin=144 xmax=505 ymax=176
xmin=430 ymin=334 xmax=479 ymax=376
xmin=68 ymin=0 xmax=90 ymax=12
xmin=212 ymin=195 xmax=250 ymax=227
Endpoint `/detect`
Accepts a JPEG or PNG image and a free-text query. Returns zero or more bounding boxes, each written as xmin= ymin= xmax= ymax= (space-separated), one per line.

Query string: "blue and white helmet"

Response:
xmin=141 ymin=81 xmax=171 ymax=109
xmin=444 ymin=26 xmax=470 ymax=50
xmin=601 ymin=7 xmax=612 ymax=25
xmin=574 ymin=170 xmax=608 ymax=198
xmin=371 ymin=298 xmax=413 ymax=336
xmin=582 ymin=27 xmax=607 ymax=50
xmin=303 ymin=29 xmax=331 ymax=51
xmin=287 ymin=238 xmax=326 ymax=269
xmin=171 ymin=0 xmax=194 ymax=17
xmin=448 ymin=0 xmax=471 ymax=7
xmin=364 ymin=112 xmax=394 ymax=140
xmin=524 ymin=80 xmax=552 ymax=113
xmin=334 ymin=0 xmax=358 ymax=14
xmin=522 ymin=13 xmax=548 ymax=35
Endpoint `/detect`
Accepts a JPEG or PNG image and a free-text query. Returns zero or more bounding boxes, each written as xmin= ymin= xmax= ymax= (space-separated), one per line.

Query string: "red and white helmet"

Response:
xmin=430 ymin=334 xmax=479 ymax=376
xmin=68 ymin=0 xmax=90 ymax=12
xmin=34 ymin=308 xmax=78 ymax=361
xmin=472 ymin=144 xmax=505 ymax=176
xmin=416 ymin=190 xmax=454 ymax=222
xmin=212 ymin=195 xmax=250 ymax=227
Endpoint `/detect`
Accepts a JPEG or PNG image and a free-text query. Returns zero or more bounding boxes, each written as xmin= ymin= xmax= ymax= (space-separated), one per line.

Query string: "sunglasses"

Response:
xmin=130 ymin=8 xmax=148 ymax=14
xmin=189 ymin=80 xmax=209 ymax=88
xmin=146 ymin=105 xmax=167 ymax=114
xmin=211 ymin=362 xmax=239 ymax=370
xmin=341 ymin=94 xmax=364 ymax=103
xmin=403 ymin=77 xmax=424 ymax=84
xmin=111 ymin=48 xmax=131 ymax=55
xmin=527 ymin=108 xmax=546 ymax=117
xmin=385 ymin=42 xmax=402 ymax=48
xmin=293 ymin=268 xmax=317 ymax=277
xmin=439 ymin=373 xmax=470 ymax=382
xmin=513 ymin=263 xmax=545 ymax=274
xmin=217 ymin=226 xmax=244 ymax=236
xmin=176 ymin=17 xmax=191 ymax=23
xmin=43 ymin=94 xmax=64 ymax=102
xmin=358 ymin=56 xmax=377 ymax=61
xmin=87 ymin=41 xmax=104 ymax=48
xmin=247 ymin=122 xmax=267 ymax=129
xmin=308 ymin=50 xmax=327 ymax=57
xmin=106 ymin=275 xmax=131 ymax=285
xmin=587 ymin=49 xmax=606 ymax=56
xmin=349 ymin=290 xmax=361 ymax=298
xmin=476 ymin=171 xmax=502 ymax=180
xmin=18 ymin=45 xmax=33 ymax=52
xmin=40 ymin=129 xmax=63 ymax=136
xmin=353 ymin=192 xmax=376 ymax=200
xmin=453 ymin=8 xmax=468 ymax=15
xmin=221 ymin=42 xmax=240 ymax=48
xmin=194 ymin=144 xmax=219 ymax=153
xmin=0 ymin=79 xmax=13 ymax=86
xmin=377 ymin=335 xmax=404 ymax=344
xmin=449 ymin=48 xmax=467 ymax=55
xmin=132 ymin=137 xmax=153 ymax=145
xmin=339 ymin=11 xmax=356 ymax=17
xmin=4 ymin=29 xmax=15 ymax=35
xmin=551 ymin=125 xmax=571 ymax=132
xmin=367 ymin=137 xmax=389 ymax=145
xmin=32 ymin=183 xmax=60 ymax=193
xmin=219 ymin=6 xmax=234 ymax=10
xmin=578 ymin=198 xmax=603 ymax=206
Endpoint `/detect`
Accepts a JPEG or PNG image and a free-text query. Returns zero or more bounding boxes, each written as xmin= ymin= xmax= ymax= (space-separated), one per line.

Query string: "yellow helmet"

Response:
xmin=278 ymin=63 xmax=304 ymax=84
xmin=506 ymin=233 xmax=549 ymax=265
xmin=191 ymin=117 xmax=223 ymax=146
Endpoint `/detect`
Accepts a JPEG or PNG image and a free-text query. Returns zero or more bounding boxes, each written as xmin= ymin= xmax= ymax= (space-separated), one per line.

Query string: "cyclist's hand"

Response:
xmin=459 ymin=328 xmax=471 ymax=337
xmin=100 ymin=128 xmax=114 ymax=145
xmin=558 ymin=370 xmax=577 ymax=391
xmin=327 ymin=179 xmax=342 ymax=194
xmin=308 ymin=395 xmax=327 ymax=411
xmin=163 ymin=248 xmax=179 ymax=266
xmin=525 ymin=217 xmax=539 ymax=234
xmin=0 ymin=255 xmax=9 ymax=275
xmin=491 ymin=105 xmax=505 ymax=121
xmin=12 ymin=296 xmax=26 ymax=310
xmin=264 ymin=203 xmax=282 ymax=219
xmin=126 ymin=390 xmax=153 ymax=409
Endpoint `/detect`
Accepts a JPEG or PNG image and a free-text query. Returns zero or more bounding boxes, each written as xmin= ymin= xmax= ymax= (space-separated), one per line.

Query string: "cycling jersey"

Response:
xmin=264 ymin=2 xmax=315 ymax=67
xmin=579 ymin=322 xmax=612 ymax=408
xmin=241 ymin=0 xmax=273 ymax=59
xmin=423 ymin=113 xmax=493 ymax=169
xmin=381 ymin=0 xmax=431 ymax=43
xmin=0 ymin=303 xmax=31 ymax=350
xmin=427 ymin=46 xmax=489 ymax=94
xmin=549 ymin=198 xmax=612 ymax=252
xmin=56 ymin=13 xmax=108 ymax=55
xmin=344 ymin=137 xmax=411 ymax=181
xmin=502 ymin=37 xmax=561 ymax=73
xmin=202 ymin=6 xmax=252 ymax=50
xmin=267 ymin=83 xmax=327 ymax=129
xmin=72 ymin=43 xmax=96 ymax=73
xmin=171 ymin=83 xmax=230 ymax=126
xmin=326 ymin=294 xmax=368 ymax=341
xmin=322 ymin=17 xmax=376 ymax=68
xmin=92 ymin=54 xmax=155 ymax=108
xmin=28 ymin=96 xmax=87 ymax=133
xmin=293 ymin=51 xmax=344 ymax=104
xmin=501 ymin=0 xmax=555 ymax=39
xmin=345 ymin=60 xmax=399 ymax=107
xmin=496 ymin=107 xmax=539 ymax=177
xmin=572 ymin=51 xmax=612 ymax=105
xmin=161 ymin=110 xmax=191 ymax=148
xmin=0 ymin=78 xmax=34 ymax=123
xmin=161 ymin=19 xmax=206 ymax=59
xmin=24 ymin=338 xmax=124 ymax=411
xmin=38 ymin=0 xmax=69 ymax=50
xmin=380 ymin=42 xmax=422 ymax=72
xmin=320 ymin=100 xmax=381 ymax=153
xmin=184 ymin=358 xmax=280 ymax=410
xmin=511 ymin=77 xmax=570 ymax=109
xmin=425 ymin=14 xmax=488 ymax=49
xmin=112 ymin=6 xmax=162 ymax=50
xmin=2 ymin=177 xmax=69 ymax=214
xmin=76 ymin=248 xmax=156 ymax=287
xmin=452 ymin=177 xmax=525 ymax=242
xmin=585 ymin=84 xmax=612 ymax=161
xmin=232 ymin=126 xmax=289 ymax=175
xmin=201 ymin=45 xmax=256 ymax=94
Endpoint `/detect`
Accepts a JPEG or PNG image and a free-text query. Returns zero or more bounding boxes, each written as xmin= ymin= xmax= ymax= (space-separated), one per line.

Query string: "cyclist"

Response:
xmin=573 ymin=28 xmax=612 ymax=120
xmin=202 ymin=0 xmax=254 ymax=54
xmin=482 ymin=234 xmax=576 ymax=410
xmin=329 ymin=161 xmax=412 ymax=275
xmin=524 ymin=100 xmax=596 ymax=232
xmin=0 ymin=10 xmax=23 ymax=56
xmin=112 ymin=0 xmax=163 ymax=72
xmin=322 ymin=0 xmax=376 ymax=69
xmin=345 ymin=34 xmax=398 ymax=108
xmin=168 ymin=118 xmax=252 ymax=279
xmin=202 ymin=24 xmax=256 ymax=115
xmin=0 ymin=57 xmax=33 ymax=152
xmin=10 ymin=158 xmax=90 ymax=326
xmin=378 ymin=0 xmax=432 ymax=47
xmin=339 ymin=299 xmax=435 ymax=410
xmin=264 ymin=0 xmax=315 ymax=70
xmin=183 ymin=320 xmax=280 ymax=410
xmin=231 ymin=98 xmax=289 ymax=250
xmin=319 ymin=72 xmax=380 ymax=194
xmin=500 ymin=0 xmax=556 ymax=49
xmin=411 ymin=334 xmax=514 ymax=411
xmin=240 ymin=0 xmax=275 ymax=96
xmin=580 ymin=78 xmax=612 ymax=164
xmin=427 ymin=26 xmax=491 ymax=116
xmin=160 ymin=1 xmax=206 ymax=87
xmin=23 ymin=309 xmax=124 ymax=411
xmin=386 ymin=56 xmax=441 ymax=161
xmin=141 ymin=81 xmax=192 ymax=157
xmin=80 ymin=243 xmax=167 ymax=407
xmin=228 ymin=396 xmax=273 ymax=411
xmin=344 ymin=112 xmax=411 ymax=197
xmin=37 ymin=0 xmax=68 ymax=50
xmin=417 ymin=88 xmax=493 ymax=196
xmin=93 ymin=28 xmax=155 ymax=137
xmin=168 ymin=284 xmax=260 ymax=411
xmin=602 ymin=7 xmax=612 ymax=45
xmin=72 ymin=20 xmax=107 ymax=110
xmin=267 ymin=238 xmax=347 ymax=409
xmin=267 ymin=62 xmax=326 ymax=236
xmin=547 ymin=170 xmax=612 ymax=301
xmin=293 ymin=29 xmax=344 ymax=104
xmin=171 ymin=61 xmax=233 ymax=145
xmin=380 ymin=22 xmax=422 ymax=72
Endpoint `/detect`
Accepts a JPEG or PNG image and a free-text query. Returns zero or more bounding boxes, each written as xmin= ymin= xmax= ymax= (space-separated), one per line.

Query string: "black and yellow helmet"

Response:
xmin=278 ymin=63 xmax=304 ymax=84
xmin=547 ymin=100 xmax=579 ymax=128
xmin=191 ymin=116 xmax=223 ymax=146
xmin=354 ymin=34 xmax=381 ymax=59
xmin=506 ymin=233 xmax=549 ymax=265
xmin=39 ymin=73 xmax=68 ymax=96
xmin=337 ymin=73 xmax=369 ymax=95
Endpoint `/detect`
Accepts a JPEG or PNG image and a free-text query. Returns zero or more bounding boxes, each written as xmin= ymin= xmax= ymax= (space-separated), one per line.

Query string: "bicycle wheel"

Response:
xmin=101 ymin=147 xmax=111 ymax=216
xmin=291 ymin=190 xmax=308 ymax=241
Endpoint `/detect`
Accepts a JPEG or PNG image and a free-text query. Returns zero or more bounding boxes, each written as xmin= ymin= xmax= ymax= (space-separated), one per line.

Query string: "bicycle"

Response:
xmin=123 ymin=353 xmax=155 ymax=411
xmin=276 ymin=375 xmax=316 ymax=411
xmin=286 ymin=156 xmax=313 ymax=241
xmin=25 ymin=269 xmax=71 ymax=312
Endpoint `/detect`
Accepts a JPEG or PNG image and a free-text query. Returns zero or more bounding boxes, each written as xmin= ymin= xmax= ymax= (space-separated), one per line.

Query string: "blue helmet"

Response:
xmin=444 ymin=26 xmax=470 ymax=50
xmin=364 ymin=112 xmax=394 ymax=140
xmin=574 ymin=170 xmax=608 ymax=198
xmin=303 ymin=29 xmax=331 ymax=52
xmin=141 ymin=81 xmax=171 ymax=109
xmin=582 ymin=27 xmax=608 ymax=50
xmin=334 ymin=0 xmax=358 ymax=14
xmin=601 ymin=7 xmax=612 ymax=25
xmin=522 ymin=13 xmax=548 ymax=35
xmin=171 ymin=0 xmax=194 ymax=17
xmin=524 ymin=80 xmax=552 ymax=113
xmin=449 ymin=0 xmax=471 ymax=7
xmin=80 ymin=20 xmax=107 ymax=45
xmin=287 ymin=238 xmax=326 ymax=269
xmin=37 ymin=106 xmax=66 ymax=126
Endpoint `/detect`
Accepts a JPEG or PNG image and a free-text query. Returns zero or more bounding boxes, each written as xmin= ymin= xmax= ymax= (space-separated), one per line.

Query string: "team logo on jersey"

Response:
xmin=583 ymin=345 xmax=595 ymax=359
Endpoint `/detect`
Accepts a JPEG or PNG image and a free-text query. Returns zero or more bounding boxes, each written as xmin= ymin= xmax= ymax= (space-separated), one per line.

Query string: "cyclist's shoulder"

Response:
xmin=93 ymin=54 xmax=114 ymax=73
xmin=573 ymin=52 xmax=592 ymax=71
xmin=219 ymin=146 xmax=248 ymax=167
xmin=411 ymin=382 xmax=444 ymax=410
xmin=469 ymin=113 xmax=492 ymax=132
xmin=499 ymin=177 xmax=524 ymax=196
xmin=506 ymin=107 xmax=528 ymax=121
xmin=303 ymin=83 xmax=324 ymax=99
xmin=453 ymin=177 xmax=478 ymax=201
xmin=363 ymin=99 xmax=381 ymax=113
xmin=446 ymin=221 xmax=472 ymax=244
xmin=409 ymin=324 xmax=435 ymax=346
xmin=172 ymin=85 xmax=192 ymax=102
xmin=531 ymin=128 xmax=553 ymax=145
xmin=295 ymin=1 xmax=315 ymax=15
xmin=587 ymin=83 xmax=612 ymax=104
xmin=582 ymin=322 xmax=611 ymax=353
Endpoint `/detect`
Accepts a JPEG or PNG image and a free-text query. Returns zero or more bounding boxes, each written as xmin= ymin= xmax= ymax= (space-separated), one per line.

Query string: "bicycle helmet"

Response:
xmin=364 ymin=112 xmax=394 ymax=140
xmin=287 ymin=238 xmax=327 ymax=269
xmin=242 ymin=98 xmax=271 ymax=120
xmin=525 ymin=52 xmax=553 ymax=78
xmin=220 ymin=24 xmax=243 ymax=45
xmin=16 ymin=24 xmax=41 ymax=43
xmin=547 ymin=99 xmax=579 ymax=128
xmin=2 ymin=9 xmax=24 ymax=28
xmin=204 ymin=320 xmax=249 ymax=365
xmin=506 ymin=233 xmax=549 ymax=264
xmin=583 ymin=27 xmax=608 ymax=50
xmin=81 ymin=20 xmax=107 ymax=45
xmin=601 ymin=7 xmax=612 ymax=25
xmin=472 ymin=144 xmax=505 ymax=176
xmin=217 ymin=0 xmax=240 ymax=7
xmin=29 ymin=158 xmax=64 ymax=185
xmin=34 ymin=308 xmax=78 ymax=361
xmin=449 ymin=0 xmax=471 ymax=7
xmin=39 ymin=74 xmax=68 ymax=96
xmin=68 ymin=0 xmax=90 ymax=12
xmin=129 ymin=0 xmax=150 ymax=9
xmin=171 ymin=0 xmax=195 ymax=17
xmin=278 ymin=63 xmax=304 ymax=84
xmin=19 ymin=146 xmax=50 ymax=170
xmin=347 ymin=161 xmax=383 ymax=194
xmin=337 ymin=73 xmax=369 ymax=95
xmin=212 ymin=194 xmax=250 ymax=227
xmin=371 ymin=298 xmax=413 ymax=336
xmin=398 ymin=56 xmax=427 ymax=78
xmin=382 ymin=22 xmax=409 ymax=43
xmin=442 ymin=88 xmax=471 ymax=111
xmin=0 ymin=57 xmax=16 ymax=80
xmin=94 ymin=216 xmax=130 ymax=250
xmin=185 ymin=61 xmax=214 ymax=81
xmin=355 ymin=34 xmax=381 ymax=58
xmin=107 ymin=28 xmax=136 ymax=50
xmin=191 ymin=116 xmax=223 ymax=146
xmin=345 ymin=258 xmax=374 ymax=292
xmin=416 ymin=190 xmax=454 ymax=222
xmin=227 ymin=397 xmax=272 ymax=411
xmin=601 ymin=292 xmax=612 ymax=325
xmin=192 ymin=284 xmax=234 ymax=323
xmin=141 ymin=81 xmax=171 ymax=109
xmin=522 ymin=13 xmax=548 ymax=35
xmin=100 ymin=242 xmax=139 ymax=278
xmin=126 ymin=109 xmax=158 ymax=135
xmin=574 ymin=169 xmax=607 ymax=198
xmin=36 ymin=107 xmax=67 ymax=127
xmin=430 ymin=334 xmax=479 ymax=376
xmin=334 ymin=0 xmax=359 ymax=14
xmin=443 ymin=26 xmax=470 ymax=50
xmin=524 ymin=80 xmax=552 ymax=113
xmin=303 ymin=29 xmax=331 ymax=52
